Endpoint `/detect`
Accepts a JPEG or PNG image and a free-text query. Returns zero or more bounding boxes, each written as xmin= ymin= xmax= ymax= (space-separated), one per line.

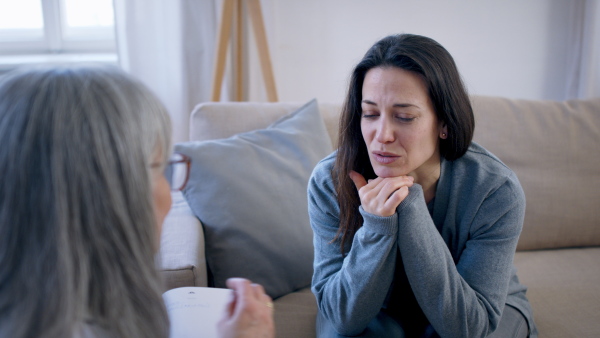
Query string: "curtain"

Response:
xmin=113 ymin=0 xmax=218 ymax=143
xmin=566 ymin=0 xmax=600 ymax=99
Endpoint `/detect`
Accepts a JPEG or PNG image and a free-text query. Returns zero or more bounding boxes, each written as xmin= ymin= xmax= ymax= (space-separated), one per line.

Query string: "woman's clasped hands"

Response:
xmin=349 ymin=170 xmax=414 ymax=217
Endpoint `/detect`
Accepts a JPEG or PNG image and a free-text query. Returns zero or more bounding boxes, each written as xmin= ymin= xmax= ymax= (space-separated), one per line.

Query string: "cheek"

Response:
xmin=408 ymin=121 xmax=438 ymax=147
xmin=360 ymin=121 xmax=373 ymax=144
xmin=405 ymin=125 xmax=440 ymax=164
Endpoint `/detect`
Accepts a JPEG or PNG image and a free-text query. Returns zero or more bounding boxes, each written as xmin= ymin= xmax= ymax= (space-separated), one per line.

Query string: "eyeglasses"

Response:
xmin=164 ymin=153 xmax=191 ymax=191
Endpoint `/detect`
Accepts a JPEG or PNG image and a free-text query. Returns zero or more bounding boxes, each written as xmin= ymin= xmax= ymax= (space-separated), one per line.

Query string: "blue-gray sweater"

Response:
xmin=308 ymin=143 xmax=537 ymax=337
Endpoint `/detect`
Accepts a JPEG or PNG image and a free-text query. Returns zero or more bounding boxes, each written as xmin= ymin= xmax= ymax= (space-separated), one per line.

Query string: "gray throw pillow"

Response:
xmin=175 ymin=99 xmax=333 ymax=299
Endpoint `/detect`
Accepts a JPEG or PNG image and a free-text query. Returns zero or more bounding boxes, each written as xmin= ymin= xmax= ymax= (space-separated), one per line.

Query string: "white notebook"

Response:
xmin=163 ymin=286 xmax=233 ymax=338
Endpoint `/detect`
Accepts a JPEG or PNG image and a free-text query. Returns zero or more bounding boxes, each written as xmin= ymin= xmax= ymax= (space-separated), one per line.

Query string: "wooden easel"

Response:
xmin=210 ymin=0 xmax=278 ymax=102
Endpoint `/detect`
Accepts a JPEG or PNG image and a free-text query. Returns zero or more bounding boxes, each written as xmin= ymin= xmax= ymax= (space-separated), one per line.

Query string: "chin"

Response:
xmin=373 ymin=166 xmax=406 ymax=178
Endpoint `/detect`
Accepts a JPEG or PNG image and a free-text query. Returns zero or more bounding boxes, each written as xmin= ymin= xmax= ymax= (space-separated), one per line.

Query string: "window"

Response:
xmin=0 ymin=0 xmax=116 ymax=61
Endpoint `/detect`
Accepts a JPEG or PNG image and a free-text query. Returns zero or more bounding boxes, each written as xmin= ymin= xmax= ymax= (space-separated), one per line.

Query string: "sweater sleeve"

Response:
xmin=308 ymin=161 xmax=399 ymax=336
xmin=397 ymin=179 xmax=525 ymax=338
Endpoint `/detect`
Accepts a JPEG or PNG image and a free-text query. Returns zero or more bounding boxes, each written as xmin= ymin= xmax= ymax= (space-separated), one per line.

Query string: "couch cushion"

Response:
xmin=471 ymin=96 xmax=600 ymax=250
xmin=273 ymin=287 xmax=317 ymax=338
xmin=176 ymin=99 xmax=333 ymax=299
xmin=189 ymin=101 xmax=341 ymax=148
xmin=514 ymin=248 xmax=600 ymax=337
xmin=158 ymin=191 xmax=207 ymax=290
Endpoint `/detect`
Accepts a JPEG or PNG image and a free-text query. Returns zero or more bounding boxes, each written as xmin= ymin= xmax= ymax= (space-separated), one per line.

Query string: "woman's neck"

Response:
xmin=410 ymin=158 xmax=441 ymax=204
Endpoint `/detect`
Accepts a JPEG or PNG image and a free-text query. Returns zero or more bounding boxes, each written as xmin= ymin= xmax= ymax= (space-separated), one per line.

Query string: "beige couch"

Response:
xmin=159 ymin=96 xmax=600 ymax=337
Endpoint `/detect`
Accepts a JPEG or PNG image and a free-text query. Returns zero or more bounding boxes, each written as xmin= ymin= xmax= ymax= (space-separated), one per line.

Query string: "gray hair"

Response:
xmin=0 ymin=65 xmax=172 ymax=337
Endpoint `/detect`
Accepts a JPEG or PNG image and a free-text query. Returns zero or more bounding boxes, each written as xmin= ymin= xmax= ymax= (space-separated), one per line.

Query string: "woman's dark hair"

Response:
xmin=333 ymin=34 xmax=474 ymax=251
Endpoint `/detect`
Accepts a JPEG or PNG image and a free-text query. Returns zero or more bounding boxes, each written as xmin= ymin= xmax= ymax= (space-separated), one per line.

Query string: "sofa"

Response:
xmin=159 ymin=95 xmax=600 ymax=337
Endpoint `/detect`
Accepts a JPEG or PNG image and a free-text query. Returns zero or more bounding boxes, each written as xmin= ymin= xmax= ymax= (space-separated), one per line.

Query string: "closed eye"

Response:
xmin=361 ymin=111 xmax=379 ymax=118
xmin=397 ymin=116 xmax=415 ymax=122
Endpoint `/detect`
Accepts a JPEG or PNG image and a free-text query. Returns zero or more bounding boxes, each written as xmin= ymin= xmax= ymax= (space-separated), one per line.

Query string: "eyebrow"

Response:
xmin=361 ymin=100 xmax=417 ymax=108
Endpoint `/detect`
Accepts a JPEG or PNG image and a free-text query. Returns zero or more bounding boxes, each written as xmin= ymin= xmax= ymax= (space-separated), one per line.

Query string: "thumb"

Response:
xmin=349 ymin=170 xmax=367 ymax=191
xmin=225 ymin=278 xmax=250 ymax=318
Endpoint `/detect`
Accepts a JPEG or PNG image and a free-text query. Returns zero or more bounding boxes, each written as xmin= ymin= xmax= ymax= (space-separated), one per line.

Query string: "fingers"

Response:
xmin=226 ymin=278 xmax=270 ymax=302
xmin=219 ymin=278 xmax=275 ymax=338
xmin=350 ymin=172 xmax=414 ymax=217
xmin=368 ymin=176 xmax=413 ymax=196
xmin=350 ymin=170 xmax=412 ymax=196
xmin=251 ymin=283 xmax=273 ymax=310
xmin=225 ymin=278 xmax=251 ymax=319
xmin=223 ymin=288 xmax=236 ymax=317
xmin=225 ymin=278 xmax=273 ymax=315
xmin=222 ymin=278 xmax=249 ymax=317
xmin=384 ymin=185 xmax=410 ymax=211
xmin=225 ymin=277 xmax=250 ymax=291
xmin=250 ymin=282 xmax=266 ymax=299
xmin=349 ymin=170 xmax=367 ymax=190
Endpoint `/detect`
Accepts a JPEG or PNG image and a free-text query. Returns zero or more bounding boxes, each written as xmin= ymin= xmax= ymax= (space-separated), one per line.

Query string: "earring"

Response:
xmin=441 ymin=133 xmax=447 ymax=139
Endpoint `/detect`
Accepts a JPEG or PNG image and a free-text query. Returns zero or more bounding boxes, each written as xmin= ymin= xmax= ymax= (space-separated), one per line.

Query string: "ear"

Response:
xmin=439 ymin=122 xmax=448 ymax=139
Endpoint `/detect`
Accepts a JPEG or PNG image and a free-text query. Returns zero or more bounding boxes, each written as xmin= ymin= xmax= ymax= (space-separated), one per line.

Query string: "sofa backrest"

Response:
xmin=190 ymin=96 xmax=600 ymax=251
xmin=471 ymin=96 xmax=600 ymax=250
xmin=189 ymin=101 xmax=341 ymax=146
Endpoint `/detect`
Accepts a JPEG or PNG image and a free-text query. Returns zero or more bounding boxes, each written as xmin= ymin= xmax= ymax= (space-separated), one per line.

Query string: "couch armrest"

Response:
xmin=158 ymin=191 xmax=208 ymax=290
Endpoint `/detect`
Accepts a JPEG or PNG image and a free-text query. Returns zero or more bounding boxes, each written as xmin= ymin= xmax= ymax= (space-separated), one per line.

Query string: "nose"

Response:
xmin=375 ymin=118 xmax=395 ymax=143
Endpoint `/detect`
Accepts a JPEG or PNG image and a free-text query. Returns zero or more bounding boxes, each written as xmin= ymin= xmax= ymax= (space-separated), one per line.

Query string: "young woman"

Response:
xmin=309 ymin=34 xmax=537 ymax=337
xmin=0 ymin=66 xmax=274 ymax=338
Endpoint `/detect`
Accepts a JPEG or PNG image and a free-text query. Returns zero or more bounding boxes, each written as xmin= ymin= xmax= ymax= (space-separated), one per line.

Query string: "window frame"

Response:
xmin=0 ymin=0 xmax=116 ymax=56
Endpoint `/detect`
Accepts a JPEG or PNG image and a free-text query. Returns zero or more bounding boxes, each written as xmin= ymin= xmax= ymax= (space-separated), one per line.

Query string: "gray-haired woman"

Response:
xmin=0 ymin=66 xmax=274 ymax=337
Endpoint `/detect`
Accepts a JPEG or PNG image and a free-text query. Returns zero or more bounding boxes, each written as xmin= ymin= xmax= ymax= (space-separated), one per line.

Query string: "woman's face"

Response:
xmin=151 ymin=155 xmax=172 ymax=244
xmin=360 ymin=66 xmax=446 ymax=181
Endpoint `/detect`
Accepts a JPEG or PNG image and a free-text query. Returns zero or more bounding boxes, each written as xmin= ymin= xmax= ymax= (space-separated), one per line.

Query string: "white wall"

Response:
xmin=248 ymin=0 xmax=575 ymax=104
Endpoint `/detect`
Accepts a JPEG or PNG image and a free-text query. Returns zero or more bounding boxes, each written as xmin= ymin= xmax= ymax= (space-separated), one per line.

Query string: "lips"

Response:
xmin=373 ymin=151 xmax=400 ymax=164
